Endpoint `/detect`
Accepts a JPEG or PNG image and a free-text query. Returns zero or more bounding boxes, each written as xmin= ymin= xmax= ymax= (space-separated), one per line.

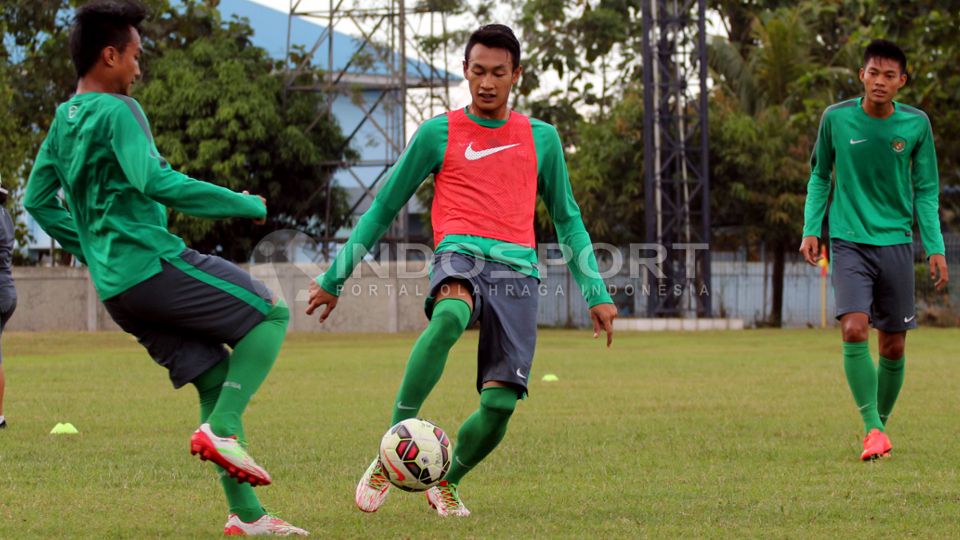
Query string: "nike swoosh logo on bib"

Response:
xmin=464 ymin=142 xmax=520 ymax=161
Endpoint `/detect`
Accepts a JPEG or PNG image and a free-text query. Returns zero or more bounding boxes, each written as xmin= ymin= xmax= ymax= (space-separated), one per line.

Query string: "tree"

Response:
xmin=556 ymin=86 xmax=644 ymax=244
xmin=134 ymin=8 xmax=351 ymax=260
xmin=707 ymin=6 xmax=857 ymax=326
xmin=1 ymin=0 xmax=351 ymax=262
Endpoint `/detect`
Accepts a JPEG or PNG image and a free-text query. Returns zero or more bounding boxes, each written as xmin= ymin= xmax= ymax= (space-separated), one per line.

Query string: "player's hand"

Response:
xmin=929 ymin=254 xmax=949 ymax=292
xmin=305 ymin=280 xmax=338 ymax=323
xmin=799 ymin=236 xmax=821 ymax=266
xmin=242 ymin=190 xmax=267 ymax=225
xmin=590 ymin=303 xmax=617 ymax=348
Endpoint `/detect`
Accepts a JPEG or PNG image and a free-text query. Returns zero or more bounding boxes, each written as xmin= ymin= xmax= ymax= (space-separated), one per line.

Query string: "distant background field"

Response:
xmin=2 ymin=329 xmax=959 ymax=538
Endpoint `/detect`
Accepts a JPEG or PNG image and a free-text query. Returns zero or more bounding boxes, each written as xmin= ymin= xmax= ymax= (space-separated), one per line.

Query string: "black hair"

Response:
xmin=465 ymin=24 xmax=521 ymax=70
xmin=863 ymin=39 xmax=907 ymax=76
xmin=69 ymin=0 xmax=147 ymax=78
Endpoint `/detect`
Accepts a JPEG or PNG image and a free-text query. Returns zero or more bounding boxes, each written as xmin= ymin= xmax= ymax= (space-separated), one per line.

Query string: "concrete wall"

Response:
xmin=250 ymin=262 xmax=430 ymax=333
xmin=8 ymin=262 xmax=431 ymax=334
xmin=9 ymin=267 xmax=120 ymax=332
xmin=7 ymin=256 xmax=848 ymax=332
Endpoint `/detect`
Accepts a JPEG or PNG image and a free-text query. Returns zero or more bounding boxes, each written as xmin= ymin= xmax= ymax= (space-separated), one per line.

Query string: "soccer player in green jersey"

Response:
xmin=800 ymin=39 xmax=948 ymax=461
xmin=306 ymin=24 xmax=618 ymax=516
xmin=24 ymin=1 xmax=306 ymax=535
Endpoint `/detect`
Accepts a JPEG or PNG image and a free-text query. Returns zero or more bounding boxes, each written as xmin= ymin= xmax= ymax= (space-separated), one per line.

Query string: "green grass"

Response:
xmin=2 ymin=328 xmax=960 ymax=538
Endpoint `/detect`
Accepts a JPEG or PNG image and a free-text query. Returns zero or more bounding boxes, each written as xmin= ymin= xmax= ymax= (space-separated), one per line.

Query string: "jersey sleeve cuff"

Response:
xmin=584 ymin=286 xmax=614 ymax=308
xmin=317 ymin=274 xmax=343 ymax=297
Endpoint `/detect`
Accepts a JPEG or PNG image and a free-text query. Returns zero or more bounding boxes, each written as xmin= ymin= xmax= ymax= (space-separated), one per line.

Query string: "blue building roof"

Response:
xmin=220 ymin=0 xmax=459 ymax=84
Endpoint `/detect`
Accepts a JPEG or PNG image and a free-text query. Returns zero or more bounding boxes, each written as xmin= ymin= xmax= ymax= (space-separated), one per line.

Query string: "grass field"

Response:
xmin=2 ymin=328 xmax=960 ymax=538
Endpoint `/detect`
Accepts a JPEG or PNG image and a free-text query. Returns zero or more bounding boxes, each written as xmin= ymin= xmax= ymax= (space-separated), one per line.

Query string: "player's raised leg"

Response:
xmin=149 ymin=250 xmax=287 ymax=485
xmin=193 ymin=360 xmax=308 ymax=536
xmin=355 ymin=280 xmax=473 ymax=513
xmin=391 ymin=281 xmax=473 ymax=424
xmin=201 ymin=298 xmax=289 ymax=440
xmin=190 ymin=298 xmax=290 ymax=485
xmin=194 ymin=362 xmax=268 ymax=525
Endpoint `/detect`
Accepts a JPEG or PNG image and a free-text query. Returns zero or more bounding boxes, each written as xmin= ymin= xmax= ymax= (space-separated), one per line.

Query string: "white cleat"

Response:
xmin=223 ymin=514 xmax=309 ymax=536
xmin=425 ymin=480 xmax=471 ymax=517
xmin=355 ymin=458 xmax=392 ymax=512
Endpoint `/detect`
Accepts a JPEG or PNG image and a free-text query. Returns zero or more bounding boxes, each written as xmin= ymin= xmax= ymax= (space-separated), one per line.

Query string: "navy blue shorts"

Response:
xmin=103 ymin=248 xmax=275 ymax=388
xmin=832 ymin=239 xmax=917 ymax=333
xmin=425 ymin=251 xmax=538 ymax=395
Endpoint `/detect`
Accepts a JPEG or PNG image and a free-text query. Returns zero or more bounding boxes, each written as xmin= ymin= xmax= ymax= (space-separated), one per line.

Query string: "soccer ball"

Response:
xmin=378 ymin=418 xmax=452 ymax=492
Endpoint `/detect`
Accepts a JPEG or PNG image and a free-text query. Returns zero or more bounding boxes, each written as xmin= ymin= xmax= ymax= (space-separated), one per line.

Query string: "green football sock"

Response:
xmin=208 ymin=301 xmax=289 ymax=438
xmin=877 ymin=355 xmax=905 ymax=426
xmin=843 ymin=341 xmax=883 ymax=434
xmin=193 ymin=360 xmax=265 ymax=523
xmin=390 ymin=298 xmax=471 ymax=426
xmin=444 ymin=386 xmax=519 ymax=485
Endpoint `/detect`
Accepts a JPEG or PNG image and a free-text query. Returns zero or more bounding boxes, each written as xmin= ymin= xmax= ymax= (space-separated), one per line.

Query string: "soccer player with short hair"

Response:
xmin=800 ymin=39 xmax=948 ymax=461
xmin=306 ymin=23 xmax=618 ymax=516
xmin=24 ymin=1 xmax=307 ymax=535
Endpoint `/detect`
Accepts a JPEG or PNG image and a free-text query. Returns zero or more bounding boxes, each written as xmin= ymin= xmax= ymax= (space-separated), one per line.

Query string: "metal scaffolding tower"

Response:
xmin=641 ymin=0 xmax=711 ymax=317
xmin=283 ymin=0 xmax=454 ymax=258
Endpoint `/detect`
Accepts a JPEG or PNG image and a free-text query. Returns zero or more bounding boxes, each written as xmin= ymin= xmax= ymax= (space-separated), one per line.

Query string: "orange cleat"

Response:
xmin=860 ymin=428 xmax=892 ymax=461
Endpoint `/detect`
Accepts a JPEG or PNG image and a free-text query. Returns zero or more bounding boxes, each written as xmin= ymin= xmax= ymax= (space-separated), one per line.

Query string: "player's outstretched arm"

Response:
xmin=23 ymin=132 xmax=87 ymax=264
xmin=535 ymin=122 xmax=616 ymax=343
xmin=308 ymin=119 xmax=444 ymax=320
xmin=111 ymin=99 xmax=266 ymax=221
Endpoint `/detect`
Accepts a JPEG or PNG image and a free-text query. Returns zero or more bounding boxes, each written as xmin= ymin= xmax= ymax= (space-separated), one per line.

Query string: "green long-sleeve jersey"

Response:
xmin=320 ymin=108 xmax=614 ymax=308
xmin=25 ymin=92 xmax=266 ymax=299
xmin=802 ymin=97 xmax=944 ymax=256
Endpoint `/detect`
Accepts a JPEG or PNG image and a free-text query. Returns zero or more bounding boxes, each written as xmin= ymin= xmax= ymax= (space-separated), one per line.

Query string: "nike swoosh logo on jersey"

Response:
xmin=850 ymin=138 xmax=867 ymax=145
xmin=516 ymin=368 xmax=527 ymax=379
xmin=904 ymin=315 xmax=916 ymax=323
xmin=464 ymin=142 xmax=520 ymax=161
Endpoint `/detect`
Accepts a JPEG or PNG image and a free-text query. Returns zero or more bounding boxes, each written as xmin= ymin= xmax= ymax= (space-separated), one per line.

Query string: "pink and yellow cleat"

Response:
xmin=223 ymin=514 xmax=309 ymax=536
xmin=426 ymin=480 xmax=471 ymax=517
xmin=190 ymin=423 xmax=272 ymax=486
xmin=355 ymin=458 xmax=392 ymax=512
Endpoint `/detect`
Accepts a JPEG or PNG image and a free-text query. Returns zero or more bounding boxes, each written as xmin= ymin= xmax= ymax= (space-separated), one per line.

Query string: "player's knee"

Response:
xmin=880 ymin=342 xmax=905 ymax=360
xmin=429 ymin=309 xmax=467 ymax=343
xmin=480 ymin=388 xmax=518 ymax=419
xmin=841 ymin=319 xmax=868 ymax=342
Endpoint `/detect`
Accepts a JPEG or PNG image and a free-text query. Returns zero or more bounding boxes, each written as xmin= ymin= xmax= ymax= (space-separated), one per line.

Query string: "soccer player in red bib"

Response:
xmin=306 ymin=24 xmax=618 ymax=516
